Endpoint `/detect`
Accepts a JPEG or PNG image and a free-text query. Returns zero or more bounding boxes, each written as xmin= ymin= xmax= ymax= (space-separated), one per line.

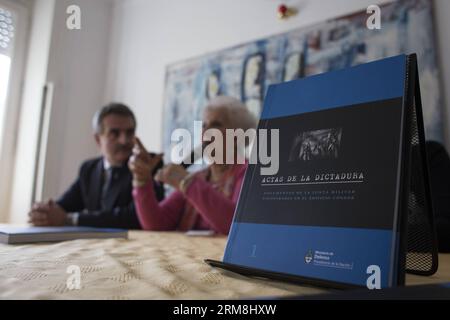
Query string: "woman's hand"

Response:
xmin=129 ymin=137 xmax=163 ymax=186
xmin=155 ymin=164 xmax=189 ymax=190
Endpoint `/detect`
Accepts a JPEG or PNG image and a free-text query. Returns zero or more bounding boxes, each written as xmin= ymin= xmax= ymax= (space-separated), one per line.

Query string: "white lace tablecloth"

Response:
xmin=0 ymin=231 xmax=448 ymax=299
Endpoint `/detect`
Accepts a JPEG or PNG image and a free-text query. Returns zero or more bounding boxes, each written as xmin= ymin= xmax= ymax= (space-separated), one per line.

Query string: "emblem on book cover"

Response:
xmin=305 ymin=250 xmax=313 ymax=264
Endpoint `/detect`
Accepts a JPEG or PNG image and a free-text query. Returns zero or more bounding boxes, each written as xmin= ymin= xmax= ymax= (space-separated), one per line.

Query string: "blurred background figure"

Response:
xmin=129 ymin=96 xmax=257 ymax=234
xmin=28 ymin=103 xmax=164 ymax=229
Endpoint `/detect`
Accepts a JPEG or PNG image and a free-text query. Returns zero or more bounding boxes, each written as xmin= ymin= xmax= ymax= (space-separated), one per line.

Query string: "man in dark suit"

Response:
xmin=28 ymin=103 xmax=164 ymax=229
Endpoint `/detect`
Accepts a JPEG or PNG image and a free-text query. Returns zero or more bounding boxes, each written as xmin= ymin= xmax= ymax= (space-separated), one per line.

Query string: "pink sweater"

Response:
xmin=132 ymin=164 xmax=247 ymax=234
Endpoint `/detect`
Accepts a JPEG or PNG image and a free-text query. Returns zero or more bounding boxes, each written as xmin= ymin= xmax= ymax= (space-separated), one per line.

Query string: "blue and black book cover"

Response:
xmin=220 ymin=55 xmax=415 ymax=289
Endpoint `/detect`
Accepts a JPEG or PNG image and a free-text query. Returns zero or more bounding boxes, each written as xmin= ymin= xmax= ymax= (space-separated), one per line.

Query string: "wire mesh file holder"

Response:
xmin=403 ymin=54 xmax=439 ymax=276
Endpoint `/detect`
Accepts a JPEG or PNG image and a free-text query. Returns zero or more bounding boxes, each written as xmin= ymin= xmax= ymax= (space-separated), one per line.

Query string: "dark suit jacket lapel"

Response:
xmin=88 ymin=159 xmax=104 ymax=210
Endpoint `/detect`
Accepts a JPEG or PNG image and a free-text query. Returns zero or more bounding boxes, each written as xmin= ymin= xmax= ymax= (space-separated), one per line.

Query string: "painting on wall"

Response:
xmin=162 ymin=0 xmax=443 ymax=157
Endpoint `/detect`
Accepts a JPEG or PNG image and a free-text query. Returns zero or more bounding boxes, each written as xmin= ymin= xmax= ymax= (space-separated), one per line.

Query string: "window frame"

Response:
xmin=0 ymin=0 xmax=31 ymax=222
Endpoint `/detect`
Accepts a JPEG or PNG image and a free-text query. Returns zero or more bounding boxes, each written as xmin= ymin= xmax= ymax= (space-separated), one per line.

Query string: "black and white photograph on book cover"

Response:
xmin=288 ymin=127 xmax=343 ymax=162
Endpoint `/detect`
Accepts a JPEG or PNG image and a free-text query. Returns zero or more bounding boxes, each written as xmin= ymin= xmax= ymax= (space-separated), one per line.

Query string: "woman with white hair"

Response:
xmin=129 ymin=96 xmax=257 ymax=234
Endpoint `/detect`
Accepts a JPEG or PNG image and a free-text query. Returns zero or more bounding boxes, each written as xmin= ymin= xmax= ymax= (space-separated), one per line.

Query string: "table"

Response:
xmin=0 ymin=231 xmax=448 ymax=299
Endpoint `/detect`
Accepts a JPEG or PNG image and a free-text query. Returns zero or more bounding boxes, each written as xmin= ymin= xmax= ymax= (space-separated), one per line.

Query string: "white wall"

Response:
xmin=43 ymin=0 xmax=113 ymax=199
